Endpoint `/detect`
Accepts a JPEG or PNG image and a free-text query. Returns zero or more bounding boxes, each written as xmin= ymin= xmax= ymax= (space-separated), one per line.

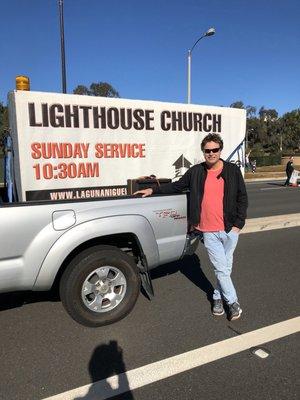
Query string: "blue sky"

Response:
xmin=1 ymin=0 xmax=299 ymax=115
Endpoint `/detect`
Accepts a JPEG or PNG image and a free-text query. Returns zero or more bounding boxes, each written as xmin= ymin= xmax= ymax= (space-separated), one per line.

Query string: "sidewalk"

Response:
xmin=245 ymin=171 xmax=285 ymax=182
xmin=245 ymin=175 xmax=285 ymax=182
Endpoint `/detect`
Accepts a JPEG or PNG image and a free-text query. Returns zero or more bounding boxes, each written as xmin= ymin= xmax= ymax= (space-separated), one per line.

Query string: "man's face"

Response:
xmin=203 ymin=141 xmax=222 ymax=167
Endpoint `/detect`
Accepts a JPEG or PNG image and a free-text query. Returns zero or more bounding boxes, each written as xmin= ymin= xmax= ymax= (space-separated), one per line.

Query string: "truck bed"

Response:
xmin=0 ymin=194 xmax=188 ymax=293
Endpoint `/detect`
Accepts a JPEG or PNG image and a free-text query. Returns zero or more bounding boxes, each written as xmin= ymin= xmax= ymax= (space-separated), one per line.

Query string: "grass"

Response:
xmin=255 ymin=165 xmax=285 ymax=172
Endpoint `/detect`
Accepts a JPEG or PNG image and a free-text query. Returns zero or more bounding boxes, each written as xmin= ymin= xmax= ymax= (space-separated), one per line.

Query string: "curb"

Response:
xmin=241 ymin=213 xmax=300 ymax=234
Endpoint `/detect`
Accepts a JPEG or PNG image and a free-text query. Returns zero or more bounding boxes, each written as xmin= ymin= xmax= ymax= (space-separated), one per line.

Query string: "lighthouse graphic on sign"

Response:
xmin=173 ymin=155 xmax=192 ymax=179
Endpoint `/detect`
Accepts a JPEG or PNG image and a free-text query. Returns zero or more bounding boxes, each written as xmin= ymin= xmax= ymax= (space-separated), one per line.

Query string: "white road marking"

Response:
xmin=242 ymin=213 xmax=300 ymax=234
xmin=251 ymin=348 xmax=270 ymax=359
xmin=43 ymin=317 xmax=300 ymax=400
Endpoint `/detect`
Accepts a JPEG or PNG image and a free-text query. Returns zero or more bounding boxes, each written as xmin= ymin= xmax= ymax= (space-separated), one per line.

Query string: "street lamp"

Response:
xmin=187 ymin=27 xmax=215 ymax=104
xmin=58 ymin=0 xmax=67 ymax=93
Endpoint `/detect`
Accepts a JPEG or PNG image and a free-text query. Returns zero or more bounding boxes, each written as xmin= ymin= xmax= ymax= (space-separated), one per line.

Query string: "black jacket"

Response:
xmin=286 ymin=161 xmax=294 ymax=175
xmin=153 ymin=160 xmax=248 ymax=232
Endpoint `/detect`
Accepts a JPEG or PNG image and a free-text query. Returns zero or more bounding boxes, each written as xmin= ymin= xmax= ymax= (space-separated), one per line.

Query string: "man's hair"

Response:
xmin=201 ymin=133 xmax=223 ymax=151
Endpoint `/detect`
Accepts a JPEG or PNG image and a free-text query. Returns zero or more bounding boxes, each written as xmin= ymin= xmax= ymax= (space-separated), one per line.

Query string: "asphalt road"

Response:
xmin=0 ymin=227 xmax=299 ymax=400
xmin=246 ymin=180 xmax=300 ymax=218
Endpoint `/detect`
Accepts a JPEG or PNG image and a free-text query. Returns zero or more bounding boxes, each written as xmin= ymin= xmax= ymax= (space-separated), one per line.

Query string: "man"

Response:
xmin=284 ymin=156 xmax=294 ymax=186
xmin=134 ymin=133 xmax=248 ymax=321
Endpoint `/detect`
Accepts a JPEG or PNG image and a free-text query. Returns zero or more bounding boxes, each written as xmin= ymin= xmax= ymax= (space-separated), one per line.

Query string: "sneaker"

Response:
xmin=212 ymin=299 xmax=224 ymax=316
xmin=228 ymin=302 xmax=242 ymax=321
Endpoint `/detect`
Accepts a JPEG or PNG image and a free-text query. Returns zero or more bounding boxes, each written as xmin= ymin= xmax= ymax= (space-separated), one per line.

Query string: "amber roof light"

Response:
xmin=16 ymin=75 xmax=30 ymax=91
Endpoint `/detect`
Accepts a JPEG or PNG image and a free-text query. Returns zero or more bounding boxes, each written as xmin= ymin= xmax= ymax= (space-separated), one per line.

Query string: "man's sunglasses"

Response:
xmin=204 ymin=147 xmax=221 ymax=154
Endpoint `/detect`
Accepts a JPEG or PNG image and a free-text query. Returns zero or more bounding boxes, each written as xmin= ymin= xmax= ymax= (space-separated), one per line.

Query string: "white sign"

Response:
xmin=8 ymin=91 xmax=246 ymax=201
xmin=289 ymin=170 xmax=299 ymax=185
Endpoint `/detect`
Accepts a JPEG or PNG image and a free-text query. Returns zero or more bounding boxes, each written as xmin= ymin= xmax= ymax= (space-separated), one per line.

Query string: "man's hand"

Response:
xmin=231 ymin=226 xmax=240 ymax=233
xmin=133 ymin=188 xmax=153 ymax=197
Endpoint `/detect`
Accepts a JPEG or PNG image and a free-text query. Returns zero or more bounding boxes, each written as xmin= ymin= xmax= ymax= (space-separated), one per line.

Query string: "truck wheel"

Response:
xmin=60 ymin=245 xmax=141 ymax=327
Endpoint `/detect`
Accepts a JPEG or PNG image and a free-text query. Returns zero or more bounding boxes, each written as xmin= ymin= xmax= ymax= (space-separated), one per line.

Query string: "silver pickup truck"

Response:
xmin=0 ymin=194 xmax=198 ymax=326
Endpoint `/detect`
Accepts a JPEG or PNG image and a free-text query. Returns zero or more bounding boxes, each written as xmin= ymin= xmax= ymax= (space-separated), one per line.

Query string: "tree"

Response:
xmin=0 ymin=103 xmax=8 ymax=134
xmin=246 ymin=105 xmax=256 ymax=118
xmin=229 ymin=100 xmax=299 ymax=154
xmin=73 ymin=85 xmax=89 ymax=96
xmin=259 ymin=107 xmax=278 ymax=121
xmin=73 ymin=82 xmax=120 ymax=98
xmin=280 ymin=109 xmax=300 ymax=151
xmin=0 ymin=103 xmax=9 ymax=157
xmin=246 ymin=117 xmax=260 ymax=146
xmin=267 ymin=109 xmax=278 ymax=120
xmin=230 ymin=101 xmax=245 ymax=109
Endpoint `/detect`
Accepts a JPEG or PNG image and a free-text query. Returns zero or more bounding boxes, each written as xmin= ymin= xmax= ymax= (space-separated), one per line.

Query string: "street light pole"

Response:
xmin=58 ymin=0 xmax=67 ymax=93
xmin=187 ymin=27 xmax=215 ymax=104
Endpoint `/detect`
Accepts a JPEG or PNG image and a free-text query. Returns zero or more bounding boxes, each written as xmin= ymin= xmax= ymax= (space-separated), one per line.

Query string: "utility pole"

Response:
xmin=58 ymin=0 xmax=67 ymax=93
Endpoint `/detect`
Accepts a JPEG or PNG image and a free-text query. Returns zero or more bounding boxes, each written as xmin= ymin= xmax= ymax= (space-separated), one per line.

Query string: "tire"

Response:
xmin=59 ymin=245 xmax=141 ymax=327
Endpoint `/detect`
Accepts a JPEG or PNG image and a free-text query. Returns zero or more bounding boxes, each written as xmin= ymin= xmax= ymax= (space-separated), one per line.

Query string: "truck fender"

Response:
xmin=34 ymin=214 xmax=159 ymax=290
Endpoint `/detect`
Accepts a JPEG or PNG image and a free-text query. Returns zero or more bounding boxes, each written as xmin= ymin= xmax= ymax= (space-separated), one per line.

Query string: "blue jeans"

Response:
xmin=203 ymin=231 xmax=239 ymax=305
